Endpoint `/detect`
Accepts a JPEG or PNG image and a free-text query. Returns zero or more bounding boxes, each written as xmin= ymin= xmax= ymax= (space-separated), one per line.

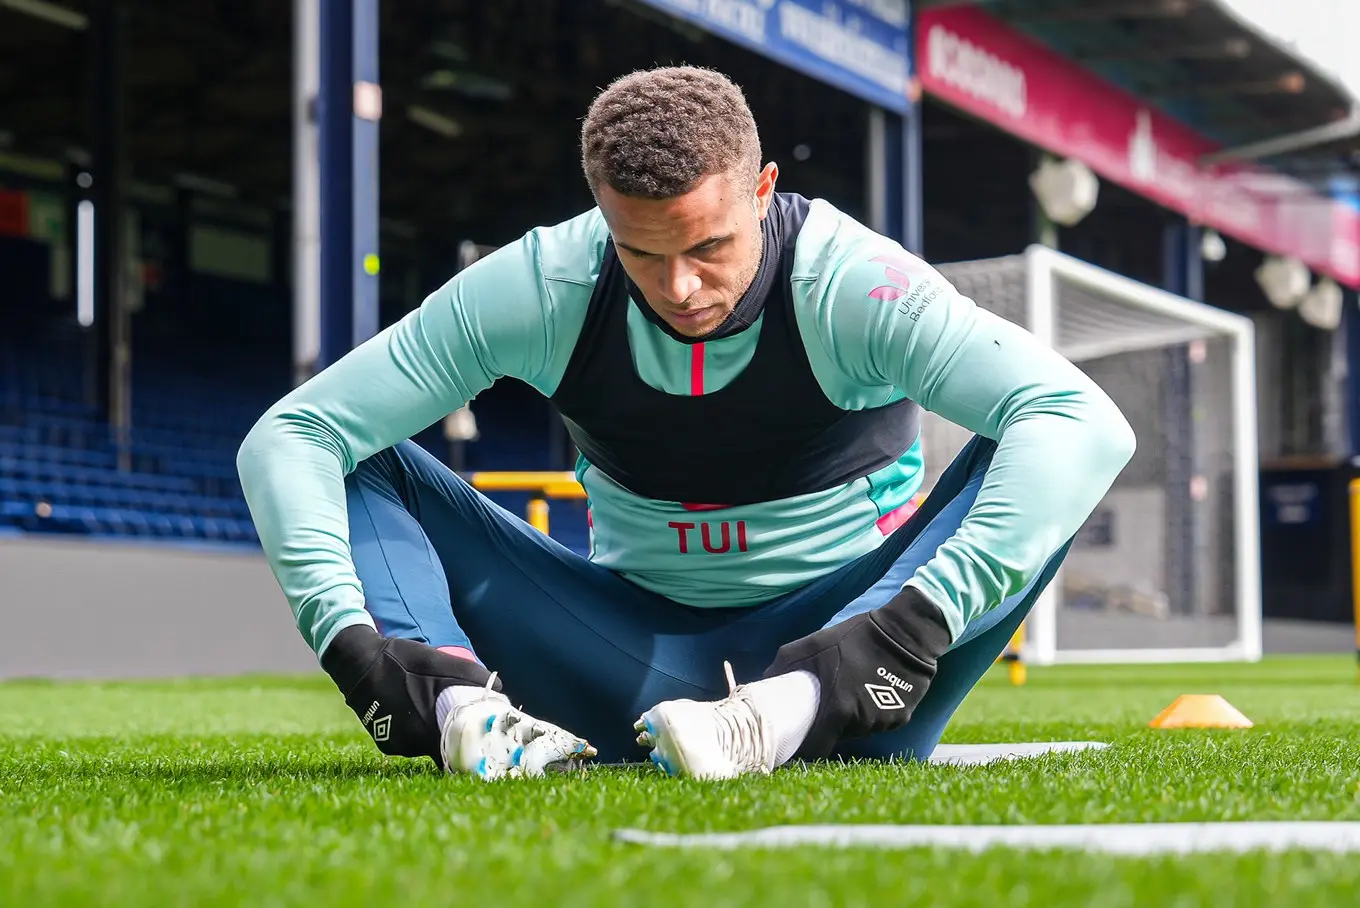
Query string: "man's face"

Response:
xmin=597 ymin=163 xmax=778 ymax=338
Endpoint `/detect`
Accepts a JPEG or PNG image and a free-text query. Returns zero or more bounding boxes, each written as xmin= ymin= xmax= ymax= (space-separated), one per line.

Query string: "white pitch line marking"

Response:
xmin=614 ymin=822 xmax=1360 ymax=855
xmin=926 ymin=741 xmax=1109 ymax=766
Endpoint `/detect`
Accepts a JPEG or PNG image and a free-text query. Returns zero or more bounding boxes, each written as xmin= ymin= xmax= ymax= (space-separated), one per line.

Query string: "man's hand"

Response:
xmin=320 ymin=624 xmax=499 ymax=763
xmin=762 ymin=585 xmax=952 ymax=759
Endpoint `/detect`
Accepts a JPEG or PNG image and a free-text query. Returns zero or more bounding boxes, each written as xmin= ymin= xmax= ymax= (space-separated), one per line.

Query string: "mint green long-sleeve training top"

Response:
xmin=236 ymin=199 xmax=1136 ymax=660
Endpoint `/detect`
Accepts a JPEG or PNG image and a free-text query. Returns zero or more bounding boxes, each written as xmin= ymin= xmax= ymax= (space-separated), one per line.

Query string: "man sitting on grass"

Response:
xmin=237 ymin=65 xmax=1134 ymax=780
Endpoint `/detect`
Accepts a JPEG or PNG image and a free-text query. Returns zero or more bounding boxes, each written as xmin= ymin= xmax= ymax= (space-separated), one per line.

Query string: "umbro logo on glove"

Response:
xmin=762 ymin=586 xmax=953 ymax=758
xmin=864 ymin=666 xmax=915 ymax=710
xmin=321 ymin=625 xmax=499 ymax=763
xmin=863 ymin=683 xmax=906 ymax=710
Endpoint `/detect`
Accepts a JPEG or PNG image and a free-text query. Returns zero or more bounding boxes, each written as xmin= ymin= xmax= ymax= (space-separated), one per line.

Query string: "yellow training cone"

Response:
xmin=1148 ymin=694 xmax=1253 ymax=729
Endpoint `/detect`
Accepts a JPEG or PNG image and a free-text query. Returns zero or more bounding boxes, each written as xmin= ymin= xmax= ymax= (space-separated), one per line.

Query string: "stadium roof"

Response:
xmin=3 ymin=0 xmax=1356 ymax=257
xmin=964 ymin=0 xmax=1360 ymax=187
xmin=0 ymin=0 xmax=891 ymax=251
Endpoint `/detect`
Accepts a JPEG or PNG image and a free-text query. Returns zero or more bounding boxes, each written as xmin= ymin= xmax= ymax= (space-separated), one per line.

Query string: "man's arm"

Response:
xmin=236 ymin=232 xmax=556 ymax=659
xmin=765 ymin=243 xmax=1134 ymax=758
xmin=823 ymin=248 xmax=1137 ymax=638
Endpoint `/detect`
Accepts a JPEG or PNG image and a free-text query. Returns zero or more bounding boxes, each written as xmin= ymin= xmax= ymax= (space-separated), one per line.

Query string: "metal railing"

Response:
xmin=465 ymin=470 xmax=585 ymax=533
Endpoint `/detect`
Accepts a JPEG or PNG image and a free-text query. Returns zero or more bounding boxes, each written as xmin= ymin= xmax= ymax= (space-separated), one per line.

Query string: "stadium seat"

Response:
xmin=0 ymin=309 xmax=575 ymax=553
xmin=0 ymin=458 xmax=201 ymax=493
xmin=0 ymin=440 xmax=118 ymax=468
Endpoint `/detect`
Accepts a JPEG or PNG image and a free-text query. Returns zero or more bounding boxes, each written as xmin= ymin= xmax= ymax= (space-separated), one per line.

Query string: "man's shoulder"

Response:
xmin=790 ymin=198 xmax=924 ymax=281
xmin=790 ymin=198 xmax=942 ymax=300
xmin=523 ymin=207 xmax=611 ymax=288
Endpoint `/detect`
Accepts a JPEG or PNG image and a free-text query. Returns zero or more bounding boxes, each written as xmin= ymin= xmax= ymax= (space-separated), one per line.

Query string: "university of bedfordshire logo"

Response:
xmin=867 ymin=255 xmax=914 ymax=303
xmin=868 ymin=254 xmax=943 ymax=322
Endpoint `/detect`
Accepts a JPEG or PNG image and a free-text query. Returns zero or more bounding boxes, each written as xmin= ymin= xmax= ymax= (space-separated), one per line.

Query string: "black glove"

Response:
xmin=763 ymin=585 xmax=953 ymax=759
xmin=320 ymin=624 xmax=500 ymax=763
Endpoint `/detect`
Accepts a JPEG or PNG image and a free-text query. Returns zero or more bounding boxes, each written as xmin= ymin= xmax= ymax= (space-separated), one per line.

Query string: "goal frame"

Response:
xmin=1021 ymin=244 xmax=1263 ymax=666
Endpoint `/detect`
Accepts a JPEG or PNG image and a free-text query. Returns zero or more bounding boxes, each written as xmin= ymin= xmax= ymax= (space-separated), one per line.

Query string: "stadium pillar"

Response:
xmin=1346 ymin=288 xmax=1360 ymax=460
xmin=902 ymin=3 xmax=923 ymax=257
xmin=866 ymin=108 xmax=886 ymax=236
xmin=871 ymin=48 xmax=923 ymax=252
xmin=316 ymin=0 xmax=381 ymax=371
xmin=902 ymin=100 xmax=924 ymax=258
xmin=88 ymin=0 xmax=133 ymax=465
xmin=874 ymin=116 xmax=898 ymax=243
xmin=293 ymin=0 xmax=320 ymax=384
xmin=873 ymin=107 xmax=923 ymax=256
xmin=1163 ymin=220 xmax=1204 ymax=302
xmin=351 ymin=0 xmax=380 ymax=346
xmin=1162 ymin=218 xmax=1202 ymax=617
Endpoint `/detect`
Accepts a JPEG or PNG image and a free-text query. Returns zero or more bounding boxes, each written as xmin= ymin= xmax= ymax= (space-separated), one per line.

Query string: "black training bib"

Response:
xmin=549 ymin=192 xmax=920 ymax=506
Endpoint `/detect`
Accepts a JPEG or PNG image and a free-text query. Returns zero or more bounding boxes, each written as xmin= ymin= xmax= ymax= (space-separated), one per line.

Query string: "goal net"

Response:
xmin=930 ymin=245 xmax=1262 ymax=665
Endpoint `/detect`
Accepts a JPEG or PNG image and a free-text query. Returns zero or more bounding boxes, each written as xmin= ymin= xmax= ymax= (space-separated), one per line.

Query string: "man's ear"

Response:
xmin=754 ymin=162 xmax=779 ymax=219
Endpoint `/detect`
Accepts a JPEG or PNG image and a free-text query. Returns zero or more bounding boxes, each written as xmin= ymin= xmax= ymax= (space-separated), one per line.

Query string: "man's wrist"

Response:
xmin=873 ymin=585 xmax=954 ymax=660
xmin=319 ymin=624 xmax=385 ymax=695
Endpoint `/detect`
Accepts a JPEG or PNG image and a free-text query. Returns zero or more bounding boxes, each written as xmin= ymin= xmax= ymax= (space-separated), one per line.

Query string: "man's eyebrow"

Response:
xmin=617 ymin=234 xmax=731 ymax=256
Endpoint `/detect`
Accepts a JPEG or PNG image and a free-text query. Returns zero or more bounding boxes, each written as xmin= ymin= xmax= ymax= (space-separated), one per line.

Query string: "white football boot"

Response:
xmin=439 ymin=673 xmax=597 ymax=780
xmin=634 ymin=662 xmax=775 ymax=780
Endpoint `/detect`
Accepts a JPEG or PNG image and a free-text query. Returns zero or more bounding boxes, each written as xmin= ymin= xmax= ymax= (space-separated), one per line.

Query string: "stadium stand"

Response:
xmin=0 ymin=243 xmax=589 ymax=550
xmin=1 ymin=317 xmax=262 ymax=544
xmin=0 ymin=221 xmax=282 ymax=546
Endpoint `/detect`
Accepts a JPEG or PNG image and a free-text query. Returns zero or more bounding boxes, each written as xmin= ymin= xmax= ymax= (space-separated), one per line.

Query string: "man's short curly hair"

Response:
xmin=581 ymin=66 xmax=762 ymax=199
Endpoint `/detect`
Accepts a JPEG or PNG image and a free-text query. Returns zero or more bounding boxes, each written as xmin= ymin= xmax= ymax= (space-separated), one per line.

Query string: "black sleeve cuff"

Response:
xmin=874 ymin=585 xmax=954 ymax=659
xmin=319 ymin=624 xmax=384 ymax=695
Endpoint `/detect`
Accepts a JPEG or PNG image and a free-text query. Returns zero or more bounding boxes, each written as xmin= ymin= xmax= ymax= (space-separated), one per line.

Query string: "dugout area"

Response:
xmin=0 ymin=0 xmax=1358 ymax=676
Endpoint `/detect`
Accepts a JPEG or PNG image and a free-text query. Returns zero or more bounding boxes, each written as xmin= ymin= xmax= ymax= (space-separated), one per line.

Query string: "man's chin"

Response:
xmin=666 ymin=308 xmax=725 ymax=337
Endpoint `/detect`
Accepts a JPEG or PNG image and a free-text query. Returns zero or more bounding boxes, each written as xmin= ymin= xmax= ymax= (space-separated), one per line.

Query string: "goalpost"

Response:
xmin=929 ymin=245 xmax=1262 ymax=666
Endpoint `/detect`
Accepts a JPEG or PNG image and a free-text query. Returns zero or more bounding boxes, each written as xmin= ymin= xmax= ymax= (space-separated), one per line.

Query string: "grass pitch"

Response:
xmin=3 ymin=656 xmax=1360 ymax=907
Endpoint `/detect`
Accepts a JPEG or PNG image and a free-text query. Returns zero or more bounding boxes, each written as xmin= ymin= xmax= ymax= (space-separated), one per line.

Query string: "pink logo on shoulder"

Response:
xmin=868 ymin=255 xmax=915 ymax=303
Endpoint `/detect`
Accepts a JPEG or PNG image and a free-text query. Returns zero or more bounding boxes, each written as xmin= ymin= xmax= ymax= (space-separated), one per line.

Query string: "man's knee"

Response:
xmin=353 ymin=441 xmax=416 ymax=481
xmin=350 ymin=441 xmax=453 ymax=506
xmin=828 ymin=719 xmax=944 ymax=763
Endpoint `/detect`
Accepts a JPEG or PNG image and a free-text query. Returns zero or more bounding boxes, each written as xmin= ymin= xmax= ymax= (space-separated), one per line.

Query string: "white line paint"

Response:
xmin=596 ymin=741 xmax=1110 ymax=770
xmin=615 ymin=822 xmax=1360 ymax=855
xmin=926 ymin=742 xmax=1108 ymax=766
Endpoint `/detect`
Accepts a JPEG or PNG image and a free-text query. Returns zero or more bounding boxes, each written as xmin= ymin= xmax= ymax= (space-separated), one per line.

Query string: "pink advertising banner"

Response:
xmin=917 ymin=5 xmax=1360 ymax=288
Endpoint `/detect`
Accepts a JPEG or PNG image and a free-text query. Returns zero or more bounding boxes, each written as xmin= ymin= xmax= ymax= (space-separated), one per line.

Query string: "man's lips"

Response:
xmin=667 ymin=306 xmax=714 ymax=323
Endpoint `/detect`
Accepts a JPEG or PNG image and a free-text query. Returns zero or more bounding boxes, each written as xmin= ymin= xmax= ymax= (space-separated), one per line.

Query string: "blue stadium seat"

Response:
xmin=0 ymin=439 xmax=118 ymax=468
xmin=0 ymin=499 xmax=257 ymax=544
xmin=0 ymin=308 xmax=552 ymax=553
xmin=0 ymin=457 xmax=202 ymax=494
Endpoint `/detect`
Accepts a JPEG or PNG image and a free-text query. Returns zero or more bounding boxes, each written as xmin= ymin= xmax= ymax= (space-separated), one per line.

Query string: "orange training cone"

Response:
xmin=1148 ymin=694 xmax=1254 ymax=729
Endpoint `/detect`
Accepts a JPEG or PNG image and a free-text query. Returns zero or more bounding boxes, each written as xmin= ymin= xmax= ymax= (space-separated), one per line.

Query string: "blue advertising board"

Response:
xmin=635 ymin=0 xmax=913 ymax=113
xmin=1261 ymin=477 xmax=1324 ymax=528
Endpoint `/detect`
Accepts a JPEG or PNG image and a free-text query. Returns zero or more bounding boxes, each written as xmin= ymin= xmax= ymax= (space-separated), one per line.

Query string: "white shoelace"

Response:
xmin=711 ymin=661 xmax=771 ymax=772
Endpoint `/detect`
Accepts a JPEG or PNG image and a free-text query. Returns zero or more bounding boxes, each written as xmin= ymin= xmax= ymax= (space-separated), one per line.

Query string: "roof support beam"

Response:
xmin=996 ymin=0 xmax=1199 ymax=23
xmin=1071 ymin=37 xmax=1251 ymax=63
xmin=1200 ymin=106 xmax=1360 ymax=165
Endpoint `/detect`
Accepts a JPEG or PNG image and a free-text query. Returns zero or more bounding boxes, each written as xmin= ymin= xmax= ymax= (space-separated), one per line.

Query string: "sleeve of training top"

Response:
xmin=818 ymin=249 xmax=1136 ymax=640
xmin=236 ymin=232 xmax=559 ymax=659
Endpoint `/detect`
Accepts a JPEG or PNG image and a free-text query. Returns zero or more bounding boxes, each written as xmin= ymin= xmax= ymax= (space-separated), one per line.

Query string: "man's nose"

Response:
xmin=659 ymin=258 xmax=703 ymax=305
